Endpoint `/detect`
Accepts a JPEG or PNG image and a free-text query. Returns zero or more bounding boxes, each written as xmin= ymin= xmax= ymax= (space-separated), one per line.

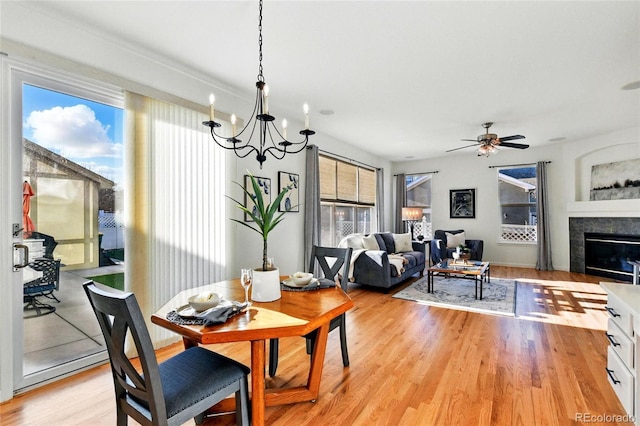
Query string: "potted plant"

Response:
xmin=228 ymin=173 xmax=294 ymax=301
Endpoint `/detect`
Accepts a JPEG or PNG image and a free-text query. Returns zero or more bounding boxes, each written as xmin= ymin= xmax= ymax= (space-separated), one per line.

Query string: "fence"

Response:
xmin=98 ymin=212 xmax=124 ymax=249
xmin=500 ymin=224 xmax=537 ymax=243
xmin=413 ymin=222 xmax=432 ymax=240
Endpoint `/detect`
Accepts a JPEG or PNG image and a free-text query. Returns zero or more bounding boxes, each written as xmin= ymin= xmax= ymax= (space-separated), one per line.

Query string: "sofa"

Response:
xmin=429 ymin=229 xmax=483 ymax=265
xmin=338 ymin=232 xmax=426 ymax=289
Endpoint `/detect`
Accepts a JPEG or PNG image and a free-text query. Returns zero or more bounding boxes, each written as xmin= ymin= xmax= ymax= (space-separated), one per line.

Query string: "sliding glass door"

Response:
xmin=8 ymin=65 xmax=124 ymax=392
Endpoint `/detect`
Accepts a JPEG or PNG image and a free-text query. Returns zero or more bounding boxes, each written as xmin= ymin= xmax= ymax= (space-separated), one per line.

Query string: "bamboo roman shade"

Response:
xmin=319 ymin=156 xmax=337 ymax=199
xmin=319 ymin=154 xmax=376 ymax=205
xmin=337 ymin=161 xmax=357 ymax=202
xmin=358 ymin=168 xmax=376 ymax=204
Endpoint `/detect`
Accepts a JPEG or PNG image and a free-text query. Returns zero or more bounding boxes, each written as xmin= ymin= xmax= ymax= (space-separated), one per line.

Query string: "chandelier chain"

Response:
xmin=257 ymin=0 xmax=264 ymax=82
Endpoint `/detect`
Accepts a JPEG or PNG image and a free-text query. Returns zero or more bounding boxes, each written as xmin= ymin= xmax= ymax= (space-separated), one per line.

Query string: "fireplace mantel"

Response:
xmin=567 ymin=200 xmax=640 ymax=218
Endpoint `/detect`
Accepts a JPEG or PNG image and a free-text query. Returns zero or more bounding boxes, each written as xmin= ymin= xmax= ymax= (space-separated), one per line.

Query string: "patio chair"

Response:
xmin=83 ymin=282 xmax=250 ymax=426
xmin=23 ymin=258 xmax=61 ymax=318
xmin=268 ymin=245 xmax=353 ymax=377
xmin=27 ymin=232 xmax=58 ymax=259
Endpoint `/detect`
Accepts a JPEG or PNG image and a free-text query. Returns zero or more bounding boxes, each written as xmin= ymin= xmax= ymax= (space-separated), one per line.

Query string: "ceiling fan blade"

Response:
xmin=499 ymin=134 xmax=525 ymax=142
xmin=446 ymin=143 xmax=480 ymax=153
xmin=499 ymin=142 xmax=530 ymax=149
xmin=460 ymin=138 xmax=478 ymax=142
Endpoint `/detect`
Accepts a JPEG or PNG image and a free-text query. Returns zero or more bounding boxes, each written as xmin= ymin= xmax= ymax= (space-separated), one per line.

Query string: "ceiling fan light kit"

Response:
xmin=448 ymin=121 xmax=529 ymax=157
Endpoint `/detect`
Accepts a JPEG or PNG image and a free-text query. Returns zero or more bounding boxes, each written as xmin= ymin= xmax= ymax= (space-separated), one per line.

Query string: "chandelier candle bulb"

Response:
xmin=263 ymin=84 xmax=269 ymax=114
xmin=231 ymin=114 xmax=237 ymax=135
xmin=209 ymin=94 xmax=215 ymax=122
xmin=282 ymin=119 xmax=287 ymax=139
xmin=303 ymin=103 xmax=309 ymax=130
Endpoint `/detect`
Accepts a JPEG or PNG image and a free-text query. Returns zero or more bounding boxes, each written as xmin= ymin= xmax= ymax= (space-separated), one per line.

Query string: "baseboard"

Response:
xmin=489 ymin=262 xmax=569 ymax=272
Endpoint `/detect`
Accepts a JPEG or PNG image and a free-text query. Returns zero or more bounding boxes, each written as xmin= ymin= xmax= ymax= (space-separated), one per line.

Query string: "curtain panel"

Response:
xmin=535 ymin=161 xmax=553 ymax=271
xmin=304 ymin=145 xmax=321 ymax=270
xmin=125 ymin=91 xmax=228 ymax=346
xmin=376 ymin=168 xmax=384 ymax=231
xmin=394 ymin=173 xmax=406 ymax=233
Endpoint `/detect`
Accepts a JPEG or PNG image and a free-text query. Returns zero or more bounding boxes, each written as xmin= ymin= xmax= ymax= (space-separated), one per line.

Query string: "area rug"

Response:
xmin=393 ymin=275 xmax=517 ymax=316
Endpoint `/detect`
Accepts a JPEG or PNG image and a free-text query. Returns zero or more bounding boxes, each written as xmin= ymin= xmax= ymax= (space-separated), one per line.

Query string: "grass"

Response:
xmin=88 ymin=272 xmax=124 ymax=291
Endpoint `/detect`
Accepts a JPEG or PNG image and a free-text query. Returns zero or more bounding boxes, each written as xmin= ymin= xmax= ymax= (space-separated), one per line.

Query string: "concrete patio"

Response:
xmin=23 ymin=264 xmax=123 ymax=376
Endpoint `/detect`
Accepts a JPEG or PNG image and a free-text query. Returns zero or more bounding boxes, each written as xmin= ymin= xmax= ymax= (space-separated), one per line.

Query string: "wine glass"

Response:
xmin=240 ymin=268 xmax=253 ymax=306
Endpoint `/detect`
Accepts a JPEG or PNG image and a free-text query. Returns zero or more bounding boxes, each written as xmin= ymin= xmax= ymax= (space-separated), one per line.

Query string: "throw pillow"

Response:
xmin=445 ymin=231 xmax=466 ymax=248
xmin=362 ymin=234 xmax=380 ymax=250
xmin=338 ymin=234 xmax=364 ymax=249
xmin=378 ymin=233 xmax=396 ymax=254
xmin=393 ymin=233 xmax=413 ymax=252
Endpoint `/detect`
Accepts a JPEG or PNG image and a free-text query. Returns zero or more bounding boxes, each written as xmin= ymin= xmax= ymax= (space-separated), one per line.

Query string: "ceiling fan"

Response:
xmin=447 ymin=122 xmax=529 ymax=156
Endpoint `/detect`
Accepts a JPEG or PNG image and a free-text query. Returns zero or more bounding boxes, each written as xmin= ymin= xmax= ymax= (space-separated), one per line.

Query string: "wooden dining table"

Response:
xmin=151 ymin=277 xmax=354 ymax=426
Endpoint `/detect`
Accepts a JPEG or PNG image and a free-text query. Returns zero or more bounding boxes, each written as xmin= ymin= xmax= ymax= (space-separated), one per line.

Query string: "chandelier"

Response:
xmin=203 ymin=0 xmax=315 ymax=168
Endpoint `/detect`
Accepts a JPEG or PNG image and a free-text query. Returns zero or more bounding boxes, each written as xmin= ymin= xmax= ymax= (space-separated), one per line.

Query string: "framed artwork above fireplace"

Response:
xmin=590 ymin=158 xmax=640 ymax=201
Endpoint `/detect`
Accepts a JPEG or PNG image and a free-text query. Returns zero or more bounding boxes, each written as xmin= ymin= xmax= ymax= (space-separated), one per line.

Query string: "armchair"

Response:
xmin=430 ymin=229 xmax=483 ymax=264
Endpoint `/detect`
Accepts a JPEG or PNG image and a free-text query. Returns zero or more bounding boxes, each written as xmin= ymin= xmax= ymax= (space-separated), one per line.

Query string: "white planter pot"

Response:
xmin=251 ymin=268 xmax=281 ymax=302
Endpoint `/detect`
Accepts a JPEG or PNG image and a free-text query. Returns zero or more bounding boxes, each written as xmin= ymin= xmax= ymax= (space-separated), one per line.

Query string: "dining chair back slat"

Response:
xmin=309 ymin=246 xmax=352 ymax=292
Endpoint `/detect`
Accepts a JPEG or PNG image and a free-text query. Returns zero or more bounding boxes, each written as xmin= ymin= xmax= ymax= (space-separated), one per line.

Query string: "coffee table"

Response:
xmin=427 ymin=259 xmax=490 ymax=300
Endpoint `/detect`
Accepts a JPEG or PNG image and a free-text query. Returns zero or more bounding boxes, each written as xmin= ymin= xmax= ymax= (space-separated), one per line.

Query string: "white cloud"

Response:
xmin=25 ymin=104 xmax=121 ymax=159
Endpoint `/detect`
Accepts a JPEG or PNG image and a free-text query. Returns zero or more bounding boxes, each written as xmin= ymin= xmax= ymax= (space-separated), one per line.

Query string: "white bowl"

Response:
xmin=289 ymin=272 xmax=313 ymax=286
xmin=188 ymin=292 xmax=220 ymax=312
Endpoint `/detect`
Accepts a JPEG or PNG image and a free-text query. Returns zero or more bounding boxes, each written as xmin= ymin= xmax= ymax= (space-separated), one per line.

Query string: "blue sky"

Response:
xmin=22 ymin=84 xmax=123 ymax=185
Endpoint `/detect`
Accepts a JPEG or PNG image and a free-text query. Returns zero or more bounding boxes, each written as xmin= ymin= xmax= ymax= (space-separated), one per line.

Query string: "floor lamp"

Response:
xmin=402 ymin=207 xmax=423 ymax=240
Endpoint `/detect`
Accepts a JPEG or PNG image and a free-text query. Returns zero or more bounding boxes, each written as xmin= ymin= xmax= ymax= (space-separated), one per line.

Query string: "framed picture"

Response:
xmin=244 ymin=175 xmax=271 ymax=222
xmin=450 ymin=188 xmax=476 ymax=219
xmin=278 ymin=171 xmax=299 ymax=212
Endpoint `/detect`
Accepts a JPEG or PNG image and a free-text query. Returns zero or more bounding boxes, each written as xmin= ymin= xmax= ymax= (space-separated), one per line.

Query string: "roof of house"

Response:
xmin=23 ymin=138 xmax=115 ymax=189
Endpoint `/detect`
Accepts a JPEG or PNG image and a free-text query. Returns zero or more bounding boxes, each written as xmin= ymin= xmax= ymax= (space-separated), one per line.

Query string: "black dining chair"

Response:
xmin=268 ymin=245 xmax=353 ymax=377
xmin=23 ymin=258 xmax=61 ymax=318
xmin=83 ymin=282 xmax=250 ymax=426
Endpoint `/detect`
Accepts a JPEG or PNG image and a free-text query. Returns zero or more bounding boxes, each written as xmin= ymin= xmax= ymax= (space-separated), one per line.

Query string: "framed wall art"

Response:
xmin=450 ymin=188 xmax=476 ymax=219
xmin=590 ymin=158 xmax=640 ymax=201
xmin=278 ymin=171 xmax=299 ymax=212
xmin=244 ymin=175 xmax=271 ymax=222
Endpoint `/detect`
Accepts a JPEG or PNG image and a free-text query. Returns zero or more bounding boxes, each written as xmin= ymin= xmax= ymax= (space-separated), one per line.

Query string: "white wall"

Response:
xmin=393 ymin=127 xmax=640 ymax=270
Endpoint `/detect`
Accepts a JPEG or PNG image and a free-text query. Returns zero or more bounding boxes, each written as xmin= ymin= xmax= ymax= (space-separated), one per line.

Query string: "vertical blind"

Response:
xmin=319 ymin=155 xmax=376 ymax=205
xmin=126 ymin=92 xmax=228 ymax=346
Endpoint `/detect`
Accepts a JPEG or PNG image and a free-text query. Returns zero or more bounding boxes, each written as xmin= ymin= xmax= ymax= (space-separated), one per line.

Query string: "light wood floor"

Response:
xmin=0 ymin=266 xmax=631 ymax=425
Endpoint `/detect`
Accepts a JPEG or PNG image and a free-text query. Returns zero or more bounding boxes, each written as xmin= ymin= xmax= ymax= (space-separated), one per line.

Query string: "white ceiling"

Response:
xmin=7 ymin=1 xmax=640 ymax=162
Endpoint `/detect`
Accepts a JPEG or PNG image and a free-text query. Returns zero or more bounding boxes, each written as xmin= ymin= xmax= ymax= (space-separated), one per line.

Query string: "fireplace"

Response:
xmin=569 ymin=217 xmax=640 ymax=280
xmin=584 ymin=233 xmax=640 ymax=282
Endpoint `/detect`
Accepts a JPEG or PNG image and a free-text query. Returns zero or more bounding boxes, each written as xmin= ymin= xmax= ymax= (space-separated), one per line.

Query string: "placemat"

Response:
xmin=166 ymin=300 xmax=246 ymax=325
xmin=281 ymin=278 xmax=336 ymax=292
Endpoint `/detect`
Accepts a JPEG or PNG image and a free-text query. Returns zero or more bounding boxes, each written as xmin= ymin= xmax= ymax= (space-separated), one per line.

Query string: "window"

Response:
xmin=23 ymin=83 xmax=124 ymax=269
xmin=319 ymin=155 xmax=377 ymax=246
xmin=405 ymin=174 xmax=433 ymax=239
xmin=497 ymin=166 xmax=537 ymax=243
